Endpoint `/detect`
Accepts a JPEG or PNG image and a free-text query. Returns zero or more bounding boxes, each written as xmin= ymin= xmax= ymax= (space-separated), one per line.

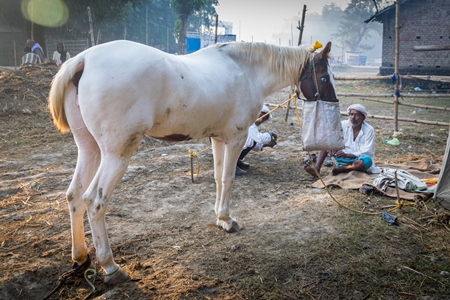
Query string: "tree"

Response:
xmin=17 ymin=0 xmax=217 ymax=54
xmin=171 ymin=0 xmax=207 ymax=54
xmin=333 ymin=0 xmax=383 ymax=52
xmin=321 ymin=2 xmax=344 ymax=28
xmin=188 ymin=0 xmax=219 ymax=35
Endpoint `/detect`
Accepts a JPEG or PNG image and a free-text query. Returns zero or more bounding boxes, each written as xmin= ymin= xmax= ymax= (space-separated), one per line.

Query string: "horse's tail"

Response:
xmin=48 ymin=54 xmax=85 ymax=133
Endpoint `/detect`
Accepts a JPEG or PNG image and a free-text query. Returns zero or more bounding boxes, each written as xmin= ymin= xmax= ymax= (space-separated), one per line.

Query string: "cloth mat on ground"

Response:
xmin=311 ymin=159 xmax=441 ymax=201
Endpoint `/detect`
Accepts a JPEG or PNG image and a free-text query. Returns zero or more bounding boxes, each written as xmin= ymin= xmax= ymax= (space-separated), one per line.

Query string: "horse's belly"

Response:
xmin=145 ymin=122 xmax=219 ymax=142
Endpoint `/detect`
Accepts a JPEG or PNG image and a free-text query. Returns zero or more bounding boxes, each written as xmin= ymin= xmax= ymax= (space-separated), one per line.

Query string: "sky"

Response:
xmin=215 ymin=0 xmax=351 ymax=45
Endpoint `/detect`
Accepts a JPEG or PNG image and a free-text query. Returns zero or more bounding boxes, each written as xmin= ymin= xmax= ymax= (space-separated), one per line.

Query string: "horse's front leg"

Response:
xmin=211 ymin=138 xmax=224 ymax=215
xmin=215 ymin=136 xmax=246 ymax=233
xmin=83 ymin=154 xmax=133 ymax=284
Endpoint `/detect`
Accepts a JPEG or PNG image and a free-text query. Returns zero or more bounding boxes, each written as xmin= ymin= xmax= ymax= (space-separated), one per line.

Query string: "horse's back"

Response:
xmin=67 ymin=40 xmax=260 ymax=143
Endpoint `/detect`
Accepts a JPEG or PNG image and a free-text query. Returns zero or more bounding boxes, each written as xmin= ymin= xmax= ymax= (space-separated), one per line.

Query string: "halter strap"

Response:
xmin=297 ymin=54 xmax=338 ymax=102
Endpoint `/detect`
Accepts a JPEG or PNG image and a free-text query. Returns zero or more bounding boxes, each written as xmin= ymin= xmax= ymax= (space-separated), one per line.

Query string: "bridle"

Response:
xmin=297 ymin=54 xmax=338 ymax=102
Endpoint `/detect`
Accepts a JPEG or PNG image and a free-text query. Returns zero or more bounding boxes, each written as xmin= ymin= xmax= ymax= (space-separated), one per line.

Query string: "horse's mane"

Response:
xmin=213 ymin=42 xmax=312 ymax=82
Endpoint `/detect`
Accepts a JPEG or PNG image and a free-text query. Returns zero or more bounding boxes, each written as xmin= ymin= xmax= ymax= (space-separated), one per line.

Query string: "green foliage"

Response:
xmin=44 ymin=0 xmax=216 ymax=53
xmin=65 ymin=0 xmax=148 ymax=23
xmin=171 ymin=0 xmax=217 ymax=54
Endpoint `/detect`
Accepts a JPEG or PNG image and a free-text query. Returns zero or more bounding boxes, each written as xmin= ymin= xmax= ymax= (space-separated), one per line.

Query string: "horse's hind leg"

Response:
xmin=65 ymin=91 xmax=101 ymax=266
xmin=68 ymin=128 xmax=101 ymax=264
xmin=82 ymin=131 xmax=144 ymax=284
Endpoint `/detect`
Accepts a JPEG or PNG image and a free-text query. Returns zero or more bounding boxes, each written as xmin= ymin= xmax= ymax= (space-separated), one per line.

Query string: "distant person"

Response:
xmin=52 ymin=43 xmax=71 ymax=66
xmin=236 ymin=105 xmax=277 ymax=176
xmin=20 ymin=46 xmax=42 ymax=67
xmin=304 ymin=104 xmax=380 ymax=178
xmin=26 ymin=39 xmax=45 ymax=62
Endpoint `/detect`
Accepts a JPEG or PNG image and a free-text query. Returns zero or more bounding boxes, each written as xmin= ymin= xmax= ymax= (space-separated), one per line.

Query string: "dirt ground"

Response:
xmin=1 ymin=64 xmax=449 ymax=300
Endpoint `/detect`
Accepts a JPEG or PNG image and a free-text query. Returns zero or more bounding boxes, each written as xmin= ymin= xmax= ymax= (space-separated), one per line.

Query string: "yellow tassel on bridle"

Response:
xmin=310 ymin=40 xmax=323 ymax=52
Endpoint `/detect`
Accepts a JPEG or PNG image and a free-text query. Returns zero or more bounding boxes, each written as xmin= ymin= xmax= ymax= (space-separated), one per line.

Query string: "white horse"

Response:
xmin=48 ymin=40 xmax=337 ymax=284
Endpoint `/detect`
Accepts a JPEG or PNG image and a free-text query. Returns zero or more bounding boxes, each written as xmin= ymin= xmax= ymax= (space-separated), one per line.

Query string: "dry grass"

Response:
xmin=0 ymin=65 xmax=449 ymax=299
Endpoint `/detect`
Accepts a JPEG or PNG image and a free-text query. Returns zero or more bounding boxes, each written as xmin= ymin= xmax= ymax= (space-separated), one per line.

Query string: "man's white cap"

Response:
xmin=347 ymin=104 xmax=367 ymax=118
xmin=261 ymin=105 xmax=272 ymax=120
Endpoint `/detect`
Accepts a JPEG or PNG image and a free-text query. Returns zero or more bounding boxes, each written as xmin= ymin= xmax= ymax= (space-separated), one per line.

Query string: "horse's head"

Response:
xmin=298 ymin=41 xmax=338 ymax=102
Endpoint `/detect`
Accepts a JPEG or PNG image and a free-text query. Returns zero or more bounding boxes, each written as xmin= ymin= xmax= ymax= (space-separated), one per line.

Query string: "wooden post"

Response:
xmin=413 ymin=45 xmax=450 ymax=51
xmin=30 ymin=1 xmax=34 ymax=40
xmin=393 ymin=1 xmax=400 ymax=132
xmin=297 ymin=5 xmax=306 ymax=46
xmin=214 ymin=14 xmax=218 ymax=44
xmin=87 ymin=6 xmax=95 ymax=47
xmin=285 ymin=5 xmax=307 ymax=122
xmin=96 ymin=29 xmax=101 ymax=45
xmin=146 ymin=5 xmax=149 ymax=45
xmin=13 ymin=41 xmax=17 ymax=69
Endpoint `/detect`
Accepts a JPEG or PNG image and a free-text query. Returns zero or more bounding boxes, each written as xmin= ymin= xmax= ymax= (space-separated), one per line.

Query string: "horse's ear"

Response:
xmin=317 ymin=41 xmax=332 ymax=59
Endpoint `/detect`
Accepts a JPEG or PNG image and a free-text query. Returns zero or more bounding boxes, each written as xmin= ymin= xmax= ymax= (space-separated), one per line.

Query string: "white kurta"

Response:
xmin=243 ymin=123 xmax=272 ymax=151
xmin=341 ymin=120 xmax=380 ymax=174
xmin=52 ymin=51 xmax=71 ymax=66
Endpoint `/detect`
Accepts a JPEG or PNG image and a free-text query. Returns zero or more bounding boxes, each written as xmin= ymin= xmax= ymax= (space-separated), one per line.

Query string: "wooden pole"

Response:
xmin=334 ymin=74 xmax=450 ymax=83
xmin=338 ymin=92 xmax=450 ymax=98
xmin=13 ymin=41 xmax=17 ymax=69
xmin=190 ymin=157 xmax=194 ymax=183
xmin=360 ymin=114 xmax=449 ymax=127
xmin=146 ymin=5 xmax=149 ymax=45
xmin=267 ymin=102 xmax=449 ymax=127
xmin=286 ymin=4 xmax=307 ymax=122
xmin=30 ymin=1 xmax=34 ymax=40
xmin=297 ymin=5 xmax=306 ymax=46
xmin=96 ymin=29 xmax=101 ymax=45
xmin=87 ymin=6 xmax=95 ymax=47
xmin=167 ymin=28 xmax=169 ymax=52
xmin=214 ymin=14 xmax=219 ymax=43
xmin=359 ymin=97 xmax=450 ymax=111
xmin=393 ymin=1 xmax=400 ymax=131
xmin=413 ymin=45 xmax=450 ymax=51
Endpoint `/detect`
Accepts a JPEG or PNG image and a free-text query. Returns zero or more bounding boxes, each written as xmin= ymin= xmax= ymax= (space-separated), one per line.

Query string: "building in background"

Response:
xmin=366 ymin=0 xmax=450 ymax=75
xmin=0 ymin=0 xmax=28 ymax=66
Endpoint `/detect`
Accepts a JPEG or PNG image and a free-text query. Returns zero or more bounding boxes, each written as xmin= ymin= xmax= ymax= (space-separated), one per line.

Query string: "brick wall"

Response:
xmin=380 ymin=0 xmax=450 ymax=75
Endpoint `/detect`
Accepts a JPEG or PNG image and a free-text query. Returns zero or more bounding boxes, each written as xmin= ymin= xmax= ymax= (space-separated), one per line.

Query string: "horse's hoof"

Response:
xmin=103 ymin=267 xmax=130 ymax=285
xmin=70 ymin=254 xmax=94 ymax=278
xmin=217 ymin=219 xmax=242 ymax=233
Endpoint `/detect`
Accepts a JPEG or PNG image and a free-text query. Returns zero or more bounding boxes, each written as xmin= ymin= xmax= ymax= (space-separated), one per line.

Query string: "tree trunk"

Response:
xmin=178 ymin=14 xmax=188 ymax=55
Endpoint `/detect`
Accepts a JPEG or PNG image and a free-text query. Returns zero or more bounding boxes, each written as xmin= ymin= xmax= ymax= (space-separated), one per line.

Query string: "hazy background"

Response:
xmin=215 ymin=0 xmax=382 ymax=63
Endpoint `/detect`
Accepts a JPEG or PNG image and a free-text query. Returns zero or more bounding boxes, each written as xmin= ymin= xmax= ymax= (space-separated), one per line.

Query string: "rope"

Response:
xmin=80 ymin=268 xmax=99 ymax=299
xmin=306 ymin=152 xmax=414 ymax=216
xmin=255 ymin=93 xmax=298 ymax=123
xmin=187 ymin=146 xmax=210 ymax=180
xmin=294 ymin=96 xmax=302 ymax=126
xmin=187 ymin=94 xmax=299 ymax=181
xmin=43 ymin=254 xmax=93 ymax=300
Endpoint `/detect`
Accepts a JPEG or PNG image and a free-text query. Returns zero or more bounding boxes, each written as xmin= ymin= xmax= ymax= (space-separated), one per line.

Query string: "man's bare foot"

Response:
xmin=331 ymin=166 xmax=352 ymax=176
xmin=304 ymin=165 xmax=319 ymax=178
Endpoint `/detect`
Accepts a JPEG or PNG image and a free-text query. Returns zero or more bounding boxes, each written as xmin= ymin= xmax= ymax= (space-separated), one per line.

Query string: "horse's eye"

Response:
xmin=321 ymin=77 xmax=327 ymax=83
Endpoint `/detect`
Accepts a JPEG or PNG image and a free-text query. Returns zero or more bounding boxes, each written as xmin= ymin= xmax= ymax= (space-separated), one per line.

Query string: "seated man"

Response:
xmin=52 ymin=43 xmax=71 ymax=66
xmin=20 ymin=46 xmax=42 ymax=67
xmin=236 ymin=105 xmax=277 ymax=176
xmin=304 ymin=104 xmax=380 ymax=178
xmin=26 ymin=39 xmax=45 ymax=62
